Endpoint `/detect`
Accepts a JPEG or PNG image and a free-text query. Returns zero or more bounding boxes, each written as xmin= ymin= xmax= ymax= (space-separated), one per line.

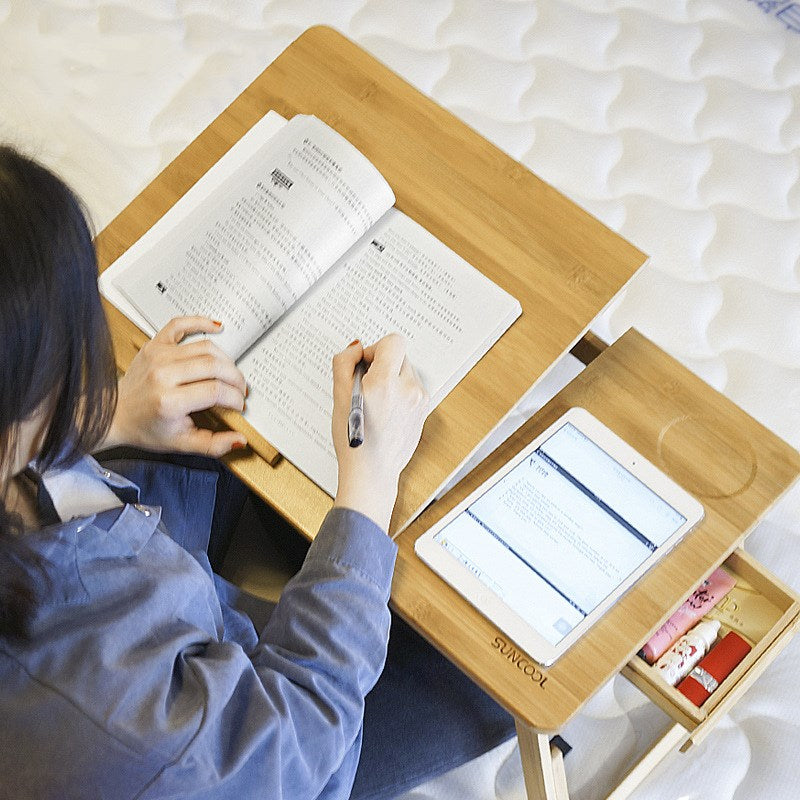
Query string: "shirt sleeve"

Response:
xmin=138 ymin=507 xmax=397 ymax=800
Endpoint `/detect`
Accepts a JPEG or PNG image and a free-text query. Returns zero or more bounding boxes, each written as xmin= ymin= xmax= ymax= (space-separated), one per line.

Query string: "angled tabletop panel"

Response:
xmin=94 ymin=25 xmax=646 ymax=535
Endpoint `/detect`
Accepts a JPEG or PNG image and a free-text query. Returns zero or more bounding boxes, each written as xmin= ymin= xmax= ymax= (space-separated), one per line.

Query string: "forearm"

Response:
xmin=147 ymin=508 xmax=398 ymax=798
xmin=225 ymin=508 xmax=397 ymax=794
xmin=261 ymin=506 xmax=397 ymax=683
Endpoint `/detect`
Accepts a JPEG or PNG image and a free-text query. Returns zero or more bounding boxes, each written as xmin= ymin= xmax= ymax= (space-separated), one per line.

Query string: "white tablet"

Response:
xmin=414 ymin=408 xmax=705 ymax=666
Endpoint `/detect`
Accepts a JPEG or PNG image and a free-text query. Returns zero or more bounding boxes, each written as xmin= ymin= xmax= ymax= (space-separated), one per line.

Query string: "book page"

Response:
xmin=100 ymin=111 xmax=288 ymax=335
xmin=238 ymin=208 xmax=521 ymax=496
xmin=114 ymin=114 xmax=395 ymax=358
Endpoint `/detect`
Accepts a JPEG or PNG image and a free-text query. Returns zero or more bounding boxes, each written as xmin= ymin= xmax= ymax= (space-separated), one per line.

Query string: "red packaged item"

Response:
xmin=676 ymin=631 xmax=752 ymax=706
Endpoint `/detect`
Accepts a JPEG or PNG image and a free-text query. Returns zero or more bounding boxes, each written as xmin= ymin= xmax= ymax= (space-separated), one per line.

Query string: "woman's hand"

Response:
xmin=101 ymin=317 xmax=248 ymax=457
xmin=332 ymin=334 xmax=429 ymax=532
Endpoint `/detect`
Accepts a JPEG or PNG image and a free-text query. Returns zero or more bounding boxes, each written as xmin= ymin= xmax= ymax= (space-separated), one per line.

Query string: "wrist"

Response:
xmin=334 ymin=468 xmax=398 ymax=533
xmin=95 ymin=405 xmax=139 ymax=453
xmin=94 ymin=420 xmax=125 ymax=453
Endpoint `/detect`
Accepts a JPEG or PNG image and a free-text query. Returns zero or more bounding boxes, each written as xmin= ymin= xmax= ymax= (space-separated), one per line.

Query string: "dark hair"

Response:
xmin=0 ymin=145 xmax=118 ymax=637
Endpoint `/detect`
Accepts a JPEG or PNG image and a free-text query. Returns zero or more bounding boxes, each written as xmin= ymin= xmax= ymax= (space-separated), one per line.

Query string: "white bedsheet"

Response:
xmin=2 ymin=2 xmax=798 ymax=798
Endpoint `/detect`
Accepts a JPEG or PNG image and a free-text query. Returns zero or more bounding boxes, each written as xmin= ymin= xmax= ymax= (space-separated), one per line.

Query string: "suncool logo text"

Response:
xmin=492 ymin=636 xmax=548 ymax=689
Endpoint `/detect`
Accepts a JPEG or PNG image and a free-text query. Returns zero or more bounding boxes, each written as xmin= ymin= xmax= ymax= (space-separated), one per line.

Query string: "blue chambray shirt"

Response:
xmin=0 ymin=456 xmax=397 ymax=799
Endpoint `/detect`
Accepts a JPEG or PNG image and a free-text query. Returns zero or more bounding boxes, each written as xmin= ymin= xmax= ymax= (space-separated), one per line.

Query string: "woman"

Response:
xmin=0 ymin=145 xmax=513 ymax=799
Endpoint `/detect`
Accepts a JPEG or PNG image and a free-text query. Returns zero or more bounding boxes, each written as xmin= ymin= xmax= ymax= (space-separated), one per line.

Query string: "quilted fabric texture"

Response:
xmin=1 ymin=2 xmax=799 ymax=798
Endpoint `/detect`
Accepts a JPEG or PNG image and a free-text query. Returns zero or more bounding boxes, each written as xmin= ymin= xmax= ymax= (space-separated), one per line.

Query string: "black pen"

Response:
xmin=348 ymin=360 xmax=366 ymax=447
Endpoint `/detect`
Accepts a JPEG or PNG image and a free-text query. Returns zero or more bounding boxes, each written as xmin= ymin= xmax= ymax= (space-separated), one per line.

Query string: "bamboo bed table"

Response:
xmin=94 ymin=26 xmax=800 ymax=800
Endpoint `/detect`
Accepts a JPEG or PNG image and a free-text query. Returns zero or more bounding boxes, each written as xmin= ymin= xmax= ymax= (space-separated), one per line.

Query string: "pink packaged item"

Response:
xmin=640 ymin=567 xmax=736 ymax=664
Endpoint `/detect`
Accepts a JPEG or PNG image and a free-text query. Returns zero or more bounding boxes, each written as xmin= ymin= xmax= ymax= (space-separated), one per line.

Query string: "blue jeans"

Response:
xmin=98 ymin=450 xmax=515 ymax=800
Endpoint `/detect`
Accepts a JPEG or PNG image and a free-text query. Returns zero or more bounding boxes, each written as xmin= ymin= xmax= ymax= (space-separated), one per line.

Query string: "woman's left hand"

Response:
xmin=101 ymin=317 xmax=248 ymax=457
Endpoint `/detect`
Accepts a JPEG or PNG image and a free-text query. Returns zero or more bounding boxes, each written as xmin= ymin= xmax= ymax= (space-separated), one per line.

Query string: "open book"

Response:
xmin=101 ymin=113 xmax=521 ymax=497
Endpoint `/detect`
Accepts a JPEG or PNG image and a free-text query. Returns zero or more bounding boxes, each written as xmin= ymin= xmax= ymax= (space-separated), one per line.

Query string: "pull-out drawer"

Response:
xmin=623 ymin=548 xmax=800 ymax=748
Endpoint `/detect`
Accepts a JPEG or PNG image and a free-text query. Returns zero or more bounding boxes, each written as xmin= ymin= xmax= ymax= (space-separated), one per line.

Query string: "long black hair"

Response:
xmin=0 ymin=145 xmax=118 ymax=637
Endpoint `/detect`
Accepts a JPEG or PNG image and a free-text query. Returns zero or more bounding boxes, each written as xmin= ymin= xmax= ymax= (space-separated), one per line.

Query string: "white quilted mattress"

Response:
xmin=2 ymin=2 xmax=798 ymax=798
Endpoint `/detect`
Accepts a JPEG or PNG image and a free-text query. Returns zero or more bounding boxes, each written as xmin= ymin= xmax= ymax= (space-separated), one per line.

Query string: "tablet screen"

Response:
xmin=431 ymin=421 xmax=688 ymax=646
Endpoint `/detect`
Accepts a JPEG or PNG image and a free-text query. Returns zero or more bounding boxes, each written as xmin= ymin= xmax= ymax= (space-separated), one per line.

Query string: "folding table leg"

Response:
xmin=605 ymin=723 xmax=687 ymax=800
xmin=515 ymin=719 xmax=570 ymax=800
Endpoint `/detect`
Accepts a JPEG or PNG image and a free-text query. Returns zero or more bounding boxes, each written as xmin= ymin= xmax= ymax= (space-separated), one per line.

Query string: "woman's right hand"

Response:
xmin=331 ymin=334 xmax=429 ymax=532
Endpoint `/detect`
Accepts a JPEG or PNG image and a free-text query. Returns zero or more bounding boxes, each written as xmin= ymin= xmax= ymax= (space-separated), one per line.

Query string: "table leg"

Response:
xmin=605 ymin=723 xmax=687 ymax=800
xmin=515 ymin=719 xmax=570 ymax=800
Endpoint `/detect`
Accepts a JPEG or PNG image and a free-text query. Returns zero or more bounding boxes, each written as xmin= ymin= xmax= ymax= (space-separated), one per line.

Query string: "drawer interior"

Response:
xmin=623 ymin=548 xmax=800 ymax=731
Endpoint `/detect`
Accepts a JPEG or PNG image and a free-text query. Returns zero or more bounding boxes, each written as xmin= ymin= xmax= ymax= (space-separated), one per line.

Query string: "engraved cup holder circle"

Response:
xmin=657 ymin=415 xmax=757 ymax=500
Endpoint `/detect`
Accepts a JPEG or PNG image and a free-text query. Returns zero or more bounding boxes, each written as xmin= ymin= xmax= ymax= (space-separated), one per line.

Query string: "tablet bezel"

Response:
xmin=414 ymin=407 xmax=705 ymax=666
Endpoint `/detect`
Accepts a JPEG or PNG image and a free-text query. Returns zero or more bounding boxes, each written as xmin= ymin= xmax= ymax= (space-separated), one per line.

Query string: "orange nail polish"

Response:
xmin=348 ymin=338 xmax=360 ymax=347
xmin=231 ymin=441 xmax=246 ymax=451
xmin=244 ymin=385 xmax=249 ymax=398
xmin=212 ymin=320 xmax=223 ymax=327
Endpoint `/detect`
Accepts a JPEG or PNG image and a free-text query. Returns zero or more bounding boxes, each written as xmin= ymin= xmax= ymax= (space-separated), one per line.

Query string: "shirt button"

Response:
xmin=134 ymin=504 xmax=151 ymax=517
xmin=101 ymin=469 xmax=111 ymax=479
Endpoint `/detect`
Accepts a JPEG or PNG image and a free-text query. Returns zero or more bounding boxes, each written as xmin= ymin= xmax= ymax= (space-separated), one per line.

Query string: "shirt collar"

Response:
xmin=24 ymin=454 xmax=158 ymax=561
xmin=29 ymin=454 xmax=141 ymax=509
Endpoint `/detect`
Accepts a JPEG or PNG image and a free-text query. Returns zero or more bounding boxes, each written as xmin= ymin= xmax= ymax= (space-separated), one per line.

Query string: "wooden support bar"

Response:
xmin=605 ymin=723 xmax=686 ymax=800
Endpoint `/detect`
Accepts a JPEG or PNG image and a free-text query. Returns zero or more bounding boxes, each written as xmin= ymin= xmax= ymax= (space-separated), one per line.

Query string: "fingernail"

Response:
xmin=231 ymin=440 xmax=246 ymax=451
xmin=244 ymin=385 xmax=249 ymax=398
xmin=212 ymin=320 xmax=223 ymax=328
xmin=348 ymin=338 xmax=360 ymax=347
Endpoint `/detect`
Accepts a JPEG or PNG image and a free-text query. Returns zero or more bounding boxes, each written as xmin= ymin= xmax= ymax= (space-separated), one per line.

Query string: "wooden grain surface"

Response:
xmin=392 ymin=329 xmax=800 ymax=731
xmin=94 ymin=25 xmax=646 ymax=536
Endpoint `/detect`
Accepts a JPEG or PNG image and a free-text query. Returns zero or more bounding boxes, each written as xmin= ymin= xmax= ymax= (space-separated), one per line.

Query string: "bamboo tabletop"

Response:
xmin=94 ymin=25 xmax=647 ymax=537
